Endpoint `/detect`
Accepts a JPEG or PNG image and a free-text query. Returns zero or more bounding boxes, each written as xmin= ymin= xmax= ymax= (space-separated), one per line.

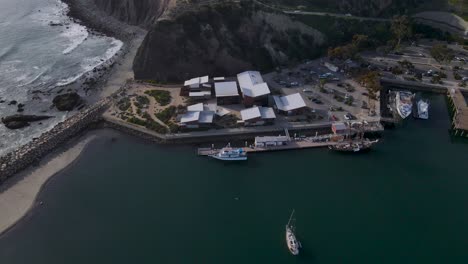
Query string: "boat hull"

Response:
xmin=210 ymin=155 xmax=247 ymax=161
xmin=286 ymin=226 xmax=300 ymax=255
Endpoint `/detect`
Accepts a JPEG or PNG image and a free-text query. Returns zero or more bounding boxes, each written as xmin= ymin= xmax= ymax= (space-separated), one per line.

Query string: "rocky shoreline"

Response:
xmin=0 ymin=99 xmax=110 ymax=183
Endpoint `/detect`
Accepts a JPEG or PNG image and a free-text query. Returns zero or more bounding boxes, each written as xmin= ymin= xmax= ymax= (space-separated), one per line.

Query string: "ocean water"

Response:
xmin=0 ymin=95 xmax=467 ymax=263
xmin=0 ymin=0 xmax=122 ymax=156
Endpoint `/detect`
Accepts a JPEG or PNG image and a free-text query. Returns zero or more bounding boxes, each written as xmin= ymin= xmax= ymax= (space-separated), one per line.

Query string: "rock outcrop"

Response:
xmin=53 ymin=92 xmax=82 ymax=111
xmin=133 ymin=1 xmax=325 ymax=82
xmin=1 ymin=115 xmax=53 ymax=130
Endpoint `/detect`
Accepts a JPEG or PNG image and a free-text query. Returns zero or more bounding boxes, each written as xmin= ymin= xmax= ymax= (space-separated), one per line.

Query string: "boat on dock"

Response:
xmin=395 ymin=91 xmax=414 ymax=119
xmin=415 ymin=99 xmax=429 ymax=120
xmin=210 ymin=144 xmax=247 ymax=161
xmin=328 ymin=139 xmax=379 ymax=152
xmin=285 ymin=209 xmax=301 ymax=256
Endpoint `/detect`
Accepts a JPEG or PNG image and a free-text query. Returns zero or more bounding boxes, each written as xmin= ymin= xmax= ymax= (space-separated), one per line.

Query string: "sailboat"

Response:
xmin=285 ymin=209 xmax=301 ymax=255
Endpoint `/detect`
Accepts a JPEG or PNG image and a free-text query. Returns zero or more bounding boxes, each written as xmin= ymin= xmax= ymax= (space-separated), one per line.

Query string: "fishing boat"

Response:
xmin=210 ymin=144 xmax=247 ymax=161
xmin=415 ymin=99 xmax=429 ymax=120
xmin=285 ymin=210 xmax=301 ymax=256
xmin=328 ymin=139 xmax=379 ymax=152
xmin=395 ymin=91 xmax=414 ymax=119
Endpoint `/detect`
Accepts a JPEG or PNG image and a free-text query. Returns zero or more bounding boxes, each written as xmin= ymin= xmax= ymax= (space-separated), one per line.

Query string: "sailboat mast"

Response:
xmin=287 ymin=209 xmax=295 ymax=227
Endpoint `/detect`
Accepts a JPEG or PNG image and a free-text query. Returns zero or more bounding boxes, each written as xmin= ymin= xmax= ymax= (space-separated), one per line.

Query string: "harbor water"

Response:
xmin=0 ymin=95 xmax=467 ymax=263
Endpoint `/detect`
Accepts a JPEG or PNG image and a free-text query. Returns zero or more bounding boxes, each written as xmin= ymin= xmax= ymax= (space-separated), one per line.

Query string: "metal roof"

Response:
xmin=187 ymin=103 xmax=204 ymax=112
xmin=241 ymin=107 xmax=261 ymax=121
xmin=184 ymin=77 xmax=200 ymax=87
xmin=200 ymin=75 xmax=209 ymax=84
xmin=189 ymin=91 xmax=211 ymax=97
xmin=259 ymin=107 xmax=276 ymax=119
xmin=180 ymin=111 xmax=200 ymax=123
xmin=273 ymin=93 xmax=307 ymax=111
xmin=237 ymin=71 xmax=270 ymax=98
xmin=215 ymin=81 xmax=239 ymax=97
xmin=199 ymin=111 xmax=215 ymax=124
xmin=255 ymin=136 xmax=289 ymax=143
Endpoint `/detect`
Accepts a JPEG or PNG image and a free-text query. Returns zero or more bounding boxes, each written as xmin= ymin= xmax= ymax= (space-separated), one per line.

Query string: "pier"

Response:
xmin=447 ymin=89 xmax=468 ymax=138
xmin=198 ymin=139 xmax=339 ymax=156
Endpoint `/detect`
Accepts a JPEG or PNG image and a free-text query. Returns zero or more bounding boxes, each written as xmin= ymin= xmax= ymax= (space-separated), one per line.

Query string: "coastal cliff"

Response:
xmin=93 ymin=0 xmax=175 ymax=28
xmin=133 ymin=1 xmax=325 ymax=82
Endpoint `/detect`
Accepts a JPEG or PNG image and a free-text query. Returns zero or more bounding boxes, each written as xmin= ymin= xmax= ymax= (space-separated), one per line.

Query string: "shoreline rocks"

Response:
xmin=0 ymin=98 xmax=111 ymax=183
xmin=1 ymin=115 xmax=53 ymax=130
xmin=53 ymin=92 xmax=82 ymax=111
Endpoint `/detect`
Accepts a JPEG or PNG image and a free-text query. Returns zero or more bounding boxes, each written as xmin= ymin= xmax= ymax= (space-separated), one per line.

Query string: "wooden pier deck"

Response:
xmin=448 ymin=89 xmax=468 ymax=137
xmin=198 ymin=140 xmax=339 ymax=156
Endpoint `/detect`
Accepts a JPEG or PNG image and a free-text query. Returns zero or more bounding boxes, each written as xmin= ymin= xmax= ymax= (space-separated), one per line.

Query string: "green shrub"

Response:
xmin=145 ymin=90 xmax=172 ymax=106
xmin=155 ymin=106 xmax=177 ymax=123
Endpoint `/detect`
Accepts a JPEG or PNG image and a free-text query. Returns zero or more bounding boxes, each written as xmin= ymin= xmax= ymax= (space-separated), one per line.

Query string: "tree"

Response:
xmin=391 ymin=15 xmax=412 ymax=50
xmin=430 ymin=44 xmax=455 ymax=63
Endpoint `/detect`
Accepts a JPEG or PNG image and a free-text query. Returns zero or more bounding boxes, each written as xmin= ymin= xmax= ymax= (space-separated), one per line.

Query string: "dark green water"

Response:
xmin=0 ymin=95 xmax=467 ymax=264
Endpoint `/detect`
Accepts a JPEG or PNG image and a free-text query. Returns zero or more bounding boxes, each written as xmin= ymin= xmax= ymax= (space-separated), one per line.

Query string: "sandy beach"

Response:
xmin=0 ymin=135 xmax=95 ymax=235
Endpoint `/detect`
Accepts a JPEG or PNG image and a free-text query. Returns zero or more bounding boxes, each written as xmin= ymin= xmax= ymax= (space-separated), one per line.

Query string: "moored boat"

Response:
xmin=286 ymin=210 xmax=301 ymax=255
xmin=415 ymin=99 xmax=429 ymax=120
xmin=328 ymin=139 xmax=379 ymax=153
xmin=210 ymin=144 xmax=247 ymax=161
xmin=395 ymin=91 xmax=414 ymax=119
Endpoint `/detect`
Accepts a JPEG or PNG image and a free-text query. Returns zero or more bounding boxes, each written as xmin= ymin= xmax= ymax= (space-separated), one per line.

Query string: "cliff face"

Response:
xmin=93 ymin=0 xmax=174 ymax=27
xmin=133 ymin=1 xmax=325 ymax=82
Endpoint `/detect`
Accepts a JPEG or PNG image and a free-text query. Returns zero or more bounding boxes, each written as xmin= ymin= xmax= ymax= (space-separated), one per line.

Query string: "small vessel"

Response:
xmin=395 ymin=91 xmax=414 ymax=119
xmin=285 ymin=209 xmax=301 ymax=256
xmin=210 ymin=144 xmax=247 ymax=161
xmin=415 ymin=99 xmax=429 ymax=120
xmin=328 ymin=139 xmax=379 ymax=152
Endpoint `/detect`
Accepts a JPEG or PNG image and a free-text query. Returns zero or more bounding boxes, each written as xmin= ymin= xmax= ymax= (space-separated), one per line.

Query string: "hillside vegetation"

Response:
xmin=133 ymin=1 xmax=325 ymax=82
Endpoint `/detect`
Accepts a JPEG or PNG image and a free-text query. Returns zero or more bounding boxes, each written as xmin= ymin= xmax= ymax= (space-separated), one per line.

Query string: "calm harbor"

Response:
xmin=0 ymin=94 xmax=467 ymax=263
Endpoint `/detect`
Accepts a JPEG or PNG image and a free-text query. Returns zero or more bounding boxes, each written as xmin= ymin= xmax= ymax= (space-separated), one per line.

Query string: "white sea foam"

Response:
xmin=61 ymin=23 xmax=89 ymax=55
xmin=56 ymin=38 xmax=123 ymax=87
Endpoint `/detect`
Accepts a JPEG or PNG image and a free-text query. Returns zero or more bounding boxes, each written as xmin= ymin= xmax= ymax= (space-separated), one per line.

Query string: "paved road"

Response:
xmin=283 ymin=10 xmax=390 ymax=22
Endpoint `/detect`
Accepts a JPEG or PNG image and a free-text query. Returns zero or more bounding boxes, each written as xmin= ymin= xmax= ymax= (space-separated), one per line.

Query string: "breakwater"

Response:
xmin=0 ymin=98 xmax=111 ymax=183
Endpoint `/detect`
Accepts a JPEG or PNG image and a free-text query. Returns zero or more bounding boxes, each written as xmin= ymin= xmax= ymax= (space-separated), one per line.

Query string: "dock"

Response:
xmin=447 ymin=89 xmax=468 ymax=137
xmin=198 ymin=140 xmax=339 ymax=156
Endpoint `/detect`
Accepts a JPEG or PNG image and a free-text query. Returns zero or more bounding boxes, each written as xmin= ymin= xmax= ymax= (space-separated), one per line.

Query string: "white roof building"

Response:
xmin=241 ymin=107 xmax=276 ymax=121
xmin=237 ymin=71 xmax=271 ymax=98
xmin=273 ymin=93 xmax=307 ymax=112
xmin=214 ymin=82 xmax=239 ymax=97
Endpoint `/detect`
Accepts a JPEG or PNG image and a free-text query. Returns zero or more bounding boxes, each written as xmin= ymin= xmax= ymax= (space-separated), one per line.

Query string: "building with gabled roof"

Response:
xmin=214 ymin=81 xmax=240 ymax=105
xmin=273 ymin=93 xmax=307 ymax=115
xmin=237 ymin=71 xmax=271 ymax=107
xmin=240 ymin=106 xmax=276 ymax=126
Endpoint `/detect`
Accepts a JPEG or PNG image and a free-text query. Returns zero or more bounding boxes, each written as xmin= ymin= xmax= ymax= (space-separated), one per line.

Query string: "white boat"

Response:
xmin=395 ymin=91 xmax=414 ymax=119
xmin=285 ymin=210 xmax=301 ymax=256
xmin=210 ymin=144 xmax=247 ymax=161
xmin=416 ymin=99 xmax=429 ymax=120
